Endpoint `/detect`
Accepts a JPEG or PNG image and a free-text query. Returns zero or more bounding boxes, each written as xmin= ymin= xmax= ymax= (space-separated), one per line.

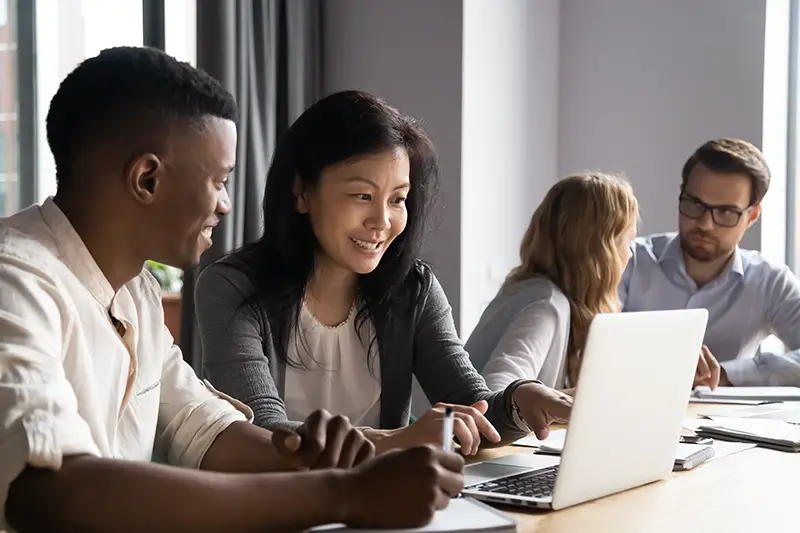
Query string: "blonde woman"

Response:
xmin=465 ymin=173 xmax=639 ymax=391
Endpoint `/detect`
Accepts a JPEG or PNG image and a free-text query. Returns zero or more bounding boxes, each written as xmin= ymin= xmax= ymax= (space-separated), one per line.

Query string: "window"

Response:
xmin=0 ymin=0 xmax=19 ymax=217
xmin=35 ymin=0 xmax=143 ymax=202
xmin=164 ymin=0 xmax=196 ymax=66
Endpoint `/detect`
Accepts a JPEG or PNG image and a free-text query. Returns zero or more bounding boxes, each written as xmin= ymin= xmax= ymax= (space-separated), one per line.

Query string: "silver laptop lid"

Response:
xmin=551 ymin=308 xmax=708 ymax=509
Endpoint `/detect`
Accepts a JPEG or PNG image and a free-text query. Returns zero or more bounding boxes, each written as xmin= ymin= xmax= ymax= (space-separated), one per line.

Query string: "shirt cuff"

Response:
xmin=720 ymin=358 xmax=763 ymax=387
xmin=163 ymin=380 xmax=253 ymax=469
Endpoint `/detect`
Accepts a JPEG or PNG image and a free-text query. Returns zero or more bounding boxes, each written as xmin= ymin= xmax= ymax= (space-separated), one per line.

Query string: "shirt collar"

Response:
xmin=657 ymin=232 xmax=744 ymax=279
xmin=657 ymin=233 xmax=685 ymax=265
xmin=40 ymin=197 xmax=116 ymax=308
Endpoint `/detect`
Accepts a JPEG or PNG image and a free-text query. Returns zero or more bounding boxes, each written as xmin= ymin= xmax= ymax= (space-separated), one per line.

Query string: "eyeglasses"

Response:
xmin=678 ymin=195 xmax=750 ymax=228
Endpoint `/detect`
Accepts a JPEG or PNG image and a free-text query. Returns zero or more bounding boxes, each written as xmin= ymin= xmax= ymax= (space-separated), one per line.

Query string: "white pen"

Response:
xmin=442 ymin=407 xmax=454 ymax=452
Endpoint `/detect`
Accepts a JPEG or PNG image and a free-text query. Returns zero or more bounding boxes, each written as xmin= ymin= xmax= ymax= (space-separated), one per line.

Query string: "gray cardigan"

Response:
xmin=194 ymin=258 xmax=529 ymax=444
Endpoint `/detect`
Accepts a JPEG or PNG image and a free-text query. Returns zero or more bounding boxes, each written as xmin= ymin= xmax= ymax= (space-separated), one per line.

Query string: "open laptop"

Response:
xmin=461 ymin=308 xmax=709 ymax=511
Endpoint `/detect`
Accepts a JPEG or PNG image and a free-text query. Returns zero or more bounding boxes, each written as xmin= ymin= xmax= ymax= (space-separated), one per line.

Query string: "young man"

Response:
xmin=621 ymin=138 xmax=800 ymax=387
xmin=0 ymin=46 xmax=465 ymax=533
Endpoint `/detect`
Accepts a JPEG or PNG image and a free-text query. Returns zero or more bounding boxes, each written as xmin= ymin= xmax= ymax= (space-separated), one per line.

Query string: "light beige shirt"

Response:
xmin=0 ymin=198 xmax=251 ymax=532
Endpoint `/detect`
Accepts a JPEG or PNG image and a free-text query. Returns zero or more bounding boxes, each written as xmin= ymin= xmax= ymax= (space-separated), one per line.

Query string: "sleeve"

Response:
xmin=155 ymin=335 xmax=252 ymax=468
xmin=720 ymin=265 xmax=800 ymax=386
xmin=412 ymin=270 xmax=529 ymax=443
xmin=194 ymin=263 xmax=300 ymax=432
xmin=0 ymin=258 xmax=101 ymax=531
xmin=618 ymin=243 xmax=635 ymax=308
xmin=481 ymin=302 xmax=561 ymax=391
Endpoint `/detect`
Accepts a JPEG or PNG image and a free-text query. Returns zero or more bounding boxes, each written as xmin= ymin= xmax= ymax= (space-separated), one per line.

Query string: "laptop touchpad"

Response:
xmin=489 ymin=453 xmax=560 ymax=469
xmin=464 ymin=462 xmax=530 ymax=487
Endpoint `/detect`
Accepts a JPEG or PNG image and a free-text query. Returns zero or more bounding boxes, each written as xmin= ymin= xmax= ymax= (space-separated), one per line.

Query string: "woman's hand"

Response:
xmin=512 ymin=382 xmax=573 ymax=440
xmin=372 ymin=401 xmax=501 ymax=455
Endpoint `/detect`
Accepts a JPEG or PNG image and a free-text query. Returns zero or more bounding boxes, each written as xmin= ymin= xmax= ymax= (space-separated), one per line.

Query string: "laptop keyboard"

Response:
xmin=470 ymin=464 xmax=559 ymax=499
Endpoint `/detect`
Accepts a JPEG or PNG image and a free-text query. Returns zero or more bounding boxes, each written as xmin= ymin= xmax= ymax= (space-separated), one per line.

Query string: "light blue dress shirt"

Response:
xmin=620 ymin=232 xmax=800 ymax=386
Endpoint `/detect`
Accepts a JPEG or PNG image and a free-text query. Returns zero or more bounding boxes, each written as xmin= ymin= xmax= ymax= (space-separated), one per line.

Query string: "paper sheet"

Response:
xmin=513 ymin=422 xmax=756 ymax=463
xmin=307 ymin=497 xmax=516 ymax=532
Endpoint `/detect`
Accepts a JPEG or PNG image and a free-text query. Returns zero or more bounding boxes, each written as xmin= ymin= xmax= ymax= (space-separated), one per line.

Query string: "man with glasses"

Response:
xmin=620 ymin=138 xmax=800 ymax=387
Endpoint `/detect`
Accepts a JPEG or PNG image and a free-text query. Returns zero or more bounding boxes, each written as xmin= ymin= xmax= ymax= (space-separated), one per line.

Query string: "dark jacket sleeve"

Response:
xmin=194 ymin=261 xmax=300 ymax=433
xmin=412 ymin=266 xmax=529 ymax=445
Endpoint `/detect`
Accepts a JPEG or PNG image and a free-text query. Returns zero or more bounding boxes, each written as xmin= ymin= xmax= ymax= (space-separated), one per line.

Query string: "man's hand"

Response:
xmin=338 ymin=446 xmax=465 ymax=529
xmin=512 ymin=382 xmax=573 ymax=440
xmin=271 ymin=409 xmax=375 ymax=469
xmin=380 ymin=401 xmax=501 ymax=456
xmin=694 ymin=345 xmax=721 ymax=389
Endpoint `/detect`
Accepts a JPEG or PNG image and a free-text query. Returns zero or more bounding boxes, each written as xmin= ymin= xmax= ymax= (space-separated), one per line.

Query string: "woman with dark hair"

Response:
xmin=195 ymin=90 xmax=571 ymax=454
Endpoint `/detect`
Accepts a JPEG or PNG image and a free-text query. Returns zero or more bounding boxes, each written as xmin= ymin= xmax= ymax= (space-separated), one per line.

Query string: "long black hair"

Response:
xmin=232 ymin=90 xmax=439 ymax=367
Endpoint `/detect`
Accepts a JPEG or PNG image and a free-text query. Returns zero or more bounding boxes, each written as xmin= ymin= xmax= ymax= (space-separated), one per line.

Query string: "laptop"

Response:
xmin=461 ymin=308 xmax=709 ymax=511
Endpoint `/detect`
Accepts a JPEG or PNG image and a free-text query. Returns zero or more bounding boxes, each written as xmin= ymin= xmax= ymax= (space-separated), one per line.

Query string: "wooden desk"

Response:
xmin=471 ymin=404 xmax=798 ymax=532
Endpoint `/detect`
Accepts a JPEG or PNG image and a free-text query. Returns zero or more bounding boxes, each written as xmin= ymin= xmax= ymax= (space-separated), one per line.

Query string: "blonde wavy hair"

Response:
xmin=503 ymin=172 xmax=639 ymax=386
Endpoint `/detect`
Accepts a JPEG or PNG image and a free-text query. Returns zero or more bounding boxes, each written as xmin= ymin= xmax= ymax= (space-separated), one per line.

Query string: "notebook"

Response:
xmin=691 ymin=386 xmax=800 ymax=402
xmin=695 ymin=416 xmax=800 ymax=452
xmin=514 ymin=429 xmax=728 ymax=470
xmin=307 ymin=497 xmax=517 ymax=532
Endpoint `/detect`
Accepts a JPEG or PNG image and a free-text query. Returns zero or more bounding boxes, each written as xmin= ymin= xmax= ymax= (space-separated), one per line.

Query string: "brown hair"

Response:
xmin=504 ymin=173 xmax=639 ymax=386
xmin=681 ymin=138 xmax=771 ymax=205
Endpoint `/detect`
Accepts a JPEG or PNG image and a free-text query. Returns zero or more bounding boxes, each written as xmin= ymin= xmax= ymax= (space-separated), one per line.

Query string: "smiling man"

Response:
xmin=620 ymin=138 xmax=800 ymax=387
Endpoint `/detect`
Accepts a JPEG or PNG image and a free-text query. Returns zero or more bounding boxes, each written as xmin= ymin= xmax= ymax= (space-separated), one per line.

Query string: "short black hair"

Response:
xmin=46 ymin=45 xmax=239 ymax=191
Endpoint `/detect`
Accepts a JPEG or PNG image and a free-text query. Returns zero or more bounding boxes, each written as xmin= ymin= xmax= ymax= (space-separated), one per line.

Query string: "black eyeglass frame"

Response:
xmin=678 ymin=194 xmax=754 ymax=228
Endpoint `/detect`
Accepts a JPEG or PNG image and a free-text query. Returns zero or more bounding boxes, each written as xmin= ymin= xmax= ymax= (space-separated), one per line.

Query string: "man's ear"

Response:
xmin=294 ymin=175 xmax=309 ymax=213
xmin=746 ymin=203 xmax=762 ymax=228
xmin=127 ymin=153 xmax=162 ymax=204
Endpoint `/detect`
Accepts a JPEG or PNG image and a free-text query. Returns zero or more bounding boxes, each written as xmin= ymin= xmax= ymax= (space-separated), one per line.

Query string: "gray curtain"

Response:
xmin=180 ymin=0 xmax=321 ymax=372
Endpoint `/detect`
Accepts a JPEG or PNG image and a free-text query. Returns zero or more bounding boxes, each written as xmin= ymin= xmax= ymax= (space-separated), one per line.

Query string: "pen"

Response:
xmin=442 ymin=407 xmax=454 ymax=452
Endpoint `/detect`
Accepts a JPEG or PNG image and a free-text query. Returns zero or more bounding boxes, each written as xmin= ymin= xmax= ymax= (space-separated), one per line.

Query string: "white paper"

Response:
xmin=307 ymin=498 xmax=516 ymax=532
xmin=513 ymin=428 xmax=566 ymax=450
xmin=700 ymin=416 xmax=800 ymax=442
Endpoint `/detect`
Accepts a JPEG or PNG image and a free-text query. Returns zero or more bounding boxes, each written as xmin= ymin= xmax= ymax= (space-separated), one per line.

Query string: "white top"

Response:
xmin=0 ymin=199 xmax=250 ymax=532
xmin=284 ymin=302 xmax=382 ymax=427
xmin=465 ymin=276 xmax=571 ymax=390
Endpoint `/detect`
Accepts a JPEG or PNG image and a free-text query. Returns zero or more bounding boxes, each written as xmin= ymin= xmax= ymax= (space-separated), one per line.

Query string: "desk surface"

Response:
xmin=472 ymin=403 xmax=798 ymax=533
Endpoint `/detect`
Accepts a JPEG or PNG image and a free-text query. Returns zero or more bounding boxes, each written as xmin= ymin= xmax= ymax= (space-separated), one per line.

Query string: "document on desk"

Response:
xmin=513 ymin=428 xmax=567 ymax=454
xmin=307 ymin=497 xmax=517 ymax=532
xmin=696 ymin=416 xmax=800 ymax=452
xmin=513 ymin=427 xmax=754 ymax=468
xmin=691 ymin=386 xmax=800 ymax=403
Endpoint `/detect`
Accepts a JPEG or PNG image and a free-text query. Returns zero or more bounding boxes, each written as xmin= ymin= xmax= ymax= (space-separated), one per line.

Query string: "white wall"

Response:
xmin=558 ymin=0 xmax=769 ymax=251
xmin=460 ymin=0 xmax=561 ymax=336
xmin=322 ymin=0 xmax=464 ymax=321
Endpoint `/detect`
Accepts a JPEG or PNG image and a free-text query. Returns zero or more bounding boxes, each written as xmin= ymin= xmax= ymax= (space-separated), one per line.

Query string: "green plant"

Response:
xmin=145 ymin=260 xmax=184 ymax=293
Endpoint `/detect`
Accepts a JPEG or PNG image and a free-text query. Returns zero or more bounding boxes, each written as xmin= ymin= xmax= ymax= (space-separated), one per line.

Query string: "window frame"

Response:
xmin=788 ymin=0 xmax=800 ymax=272
xmin=15 ymin=0 xmax=36 ymax=209
xmin=142 ymin=0 xmax=165 ymax=50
